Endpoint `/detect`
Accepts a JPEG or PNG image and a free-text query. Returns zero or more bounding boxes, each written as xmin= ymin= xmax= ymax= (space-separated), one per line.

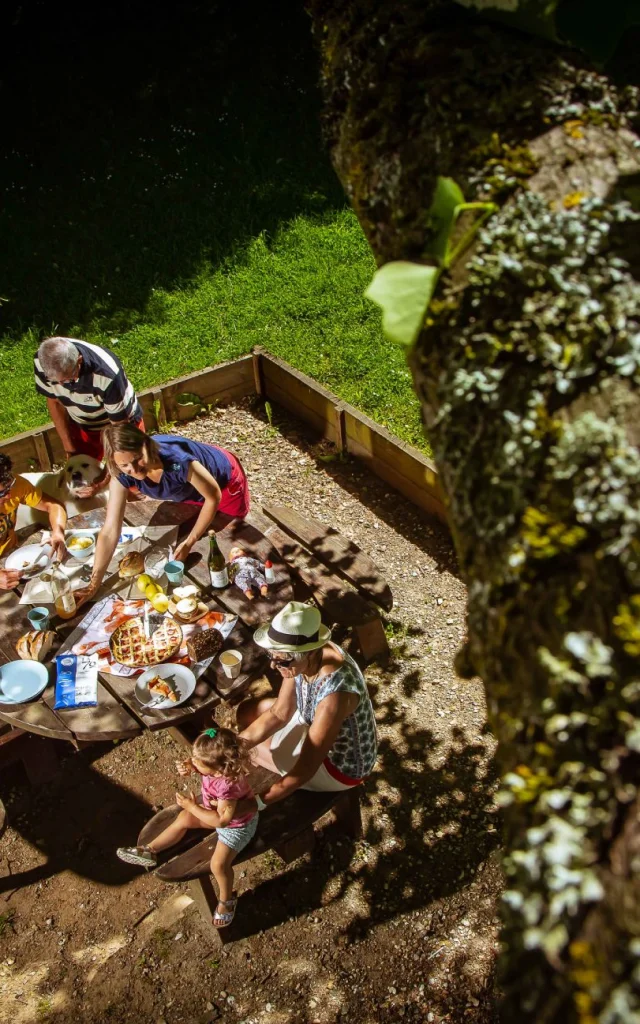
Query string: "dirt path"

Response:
xmin=0 ymin=399 xmax=502 ymax=1024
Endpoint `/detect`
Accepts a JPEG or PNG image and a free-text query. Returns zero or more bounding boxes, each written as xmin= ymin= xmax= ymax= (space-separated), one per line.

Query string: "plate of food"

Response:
xmin=109 ymin=615 xmax=183 ymax=668
xmin=135 ymin=663 xmax=196 ymax=709
xmin=6 ymin=543 xmax=54 ymax=578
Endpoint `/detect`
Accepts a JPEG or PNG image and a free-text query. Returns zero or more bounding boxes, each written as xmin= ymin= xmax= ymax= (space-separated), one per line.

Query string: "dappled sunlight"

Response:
xmin=0 ymin=961 xmax=69 ymax=1023
xmin=70 ymin=935 xmax=129 ymax=983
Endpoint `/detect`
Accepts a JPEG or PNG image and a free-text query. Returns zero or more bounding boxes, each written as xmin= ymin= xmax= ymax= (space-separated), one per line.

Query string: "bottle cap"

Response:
xmin=265 ymin=559 xmax=273 ymax=568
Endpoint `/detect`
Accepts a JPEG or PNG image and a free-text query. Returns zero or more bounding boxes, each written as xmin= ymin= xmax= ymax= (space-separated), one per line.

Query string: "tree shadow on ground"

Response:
xmin=0 ymin=742 xmax=157 ymax=894
xmin=0 ymin=0 xmax=344 ymax=336
xmin=222 ymin=651 xmax=501 ymax=1018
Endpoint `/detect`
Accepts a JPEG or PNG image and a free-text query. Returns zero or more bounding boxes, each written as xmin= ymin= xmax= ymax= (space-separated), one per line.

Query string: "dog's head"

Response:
xmin=62 ymin=455 xmax=104 ymax=497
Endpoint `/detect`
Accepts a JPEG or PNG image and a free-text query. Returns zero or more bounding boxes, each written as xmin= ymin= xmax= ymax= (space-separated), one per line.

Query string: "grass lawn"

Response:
xmin=0 ymin=1 xmax=426 ymax=451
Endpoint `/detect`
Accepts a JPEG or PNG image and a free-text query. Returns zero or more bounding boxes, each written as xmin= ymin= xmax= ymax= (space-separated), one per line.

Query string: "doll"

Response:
xmin=228 ymin=546 xmax=269 ymax=600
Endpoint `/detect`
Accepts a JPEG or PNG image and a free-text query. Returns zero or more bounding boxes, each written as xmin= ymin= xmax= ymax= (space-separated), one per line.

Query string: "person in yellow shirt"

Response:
xmin=0 ymin=454 xmax=67 ymax=590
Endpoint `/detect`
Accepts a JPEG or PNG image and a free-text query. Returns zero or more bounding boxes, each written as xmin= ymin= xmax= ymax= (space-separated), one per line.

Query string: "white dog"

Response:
xmin=16 ymin=454 xmax=110 ymax=529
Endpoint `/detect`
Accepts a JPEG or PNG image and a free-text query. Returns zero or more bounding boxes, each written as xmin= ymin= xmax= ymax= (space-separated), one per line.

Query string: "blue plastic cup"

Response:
xmin=27 ymin=606 xmax=51 ymax=632
xmin=164 ymin=560 xmax=185 ymax=585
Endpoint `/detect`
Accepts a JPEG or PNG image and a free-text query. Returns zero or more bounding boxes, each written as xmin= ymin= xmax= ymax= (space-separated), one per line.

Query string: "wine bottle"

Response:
xmin=208 ymin=530 xmax=229 ymax=588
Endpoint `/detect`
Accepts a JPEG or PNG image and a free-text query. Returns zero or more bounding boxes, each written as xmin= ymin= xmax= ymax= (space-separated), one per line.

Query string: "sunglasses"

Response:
xmin=0 ymin=477 xmax=14 ymax=497
xmin=269 ymin=655 xmax=295 ymax=667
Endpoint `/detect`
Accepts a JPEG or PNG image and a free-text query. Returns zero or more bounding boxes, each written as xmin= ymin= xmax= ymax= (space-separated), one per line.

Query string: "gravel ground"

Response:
xmin=0 ymin=398 xmax=502 ymax=1024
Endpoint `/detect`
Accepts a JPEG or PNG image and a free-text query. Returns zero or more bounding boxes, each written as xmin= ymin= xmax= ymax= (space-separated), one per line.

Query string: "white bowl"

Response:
xmin=65 ymin=531 xmax=96 ymax=562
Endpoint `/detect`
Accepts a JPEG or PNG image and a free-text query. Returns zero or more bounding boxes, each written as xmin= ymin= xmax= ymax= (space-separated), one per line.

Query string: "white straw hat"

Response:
xmin=253 ymin=601 xmax=331 ymax=652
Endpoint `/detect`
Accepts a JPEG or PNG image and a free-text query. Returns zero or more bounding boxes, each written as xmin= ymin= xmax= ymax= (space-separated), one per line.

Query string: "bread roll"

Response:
xmin=16 ymin=630 xmax=56 ymax=662
xmin=118 ymin=551 xmax=145 ymax=578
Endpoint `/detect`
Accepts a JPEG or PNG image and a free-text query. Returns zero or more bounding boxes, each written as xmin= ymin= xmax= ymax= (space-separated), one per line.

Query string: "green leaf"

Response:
xmin=365 ymin=261 xmax=440 ymax=347
xmin=176 ymin=391 xmax=202 ymax=406
xmin=425 ymin=177 xmax=465 ymax=264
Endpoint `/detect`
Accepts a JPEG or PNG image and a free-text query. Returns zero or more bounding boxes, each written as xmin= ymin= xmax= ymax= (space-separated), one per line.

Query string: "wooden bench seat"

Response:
xmin=138 ymin=770 xmax=362 ymax=938
xmin=246 ymin=509 xmax=390 ymax=664
xmin=262 ymin=503 xmax=394 ymax=612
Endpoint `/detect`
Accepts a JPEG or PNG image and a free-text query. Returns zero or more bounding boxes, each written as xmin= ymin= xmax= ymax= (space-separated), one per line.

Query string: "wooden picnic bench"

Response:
xmin=138 ymin=764 xmax=363 ymax=939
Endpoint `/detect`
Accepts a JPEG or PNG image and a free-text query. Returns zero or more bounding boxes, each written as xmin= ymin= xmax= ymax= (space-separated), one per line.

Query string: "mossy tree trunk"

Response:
xmin=308 ymin=2 xmax=640 ymax=1020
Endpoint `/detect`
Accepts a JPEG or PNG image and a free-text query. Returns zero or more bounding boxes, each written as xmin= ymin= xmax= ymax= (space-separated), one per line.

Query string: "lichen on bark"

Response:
xmin=309 ymin=1 xmax=640 ymax=1020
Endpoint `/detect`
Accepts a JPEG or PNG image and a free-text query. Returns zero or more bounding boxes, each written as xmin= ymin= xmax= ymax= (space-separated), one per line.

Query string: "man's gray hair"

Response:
xmin=38 ymin=337 xmax=81 ymax=380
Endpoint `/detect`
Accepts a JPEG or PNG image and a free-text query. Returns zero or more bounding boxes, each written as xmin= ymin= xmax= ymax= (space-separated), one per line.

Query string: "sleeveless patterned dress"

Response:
xmin=294 ymin=646 xmax=378 ymax=779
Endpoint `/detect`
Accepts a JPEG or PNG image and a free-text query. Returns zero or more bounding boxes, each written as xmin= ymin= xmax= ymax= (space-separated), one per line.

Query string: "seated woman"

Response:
xmin=0 ymin=454 xmax=67 ymax=590
xmin=74 ymin=424 xmax=250 ymax=608
xmin=237 ymin=601 xmax=378 ymax=802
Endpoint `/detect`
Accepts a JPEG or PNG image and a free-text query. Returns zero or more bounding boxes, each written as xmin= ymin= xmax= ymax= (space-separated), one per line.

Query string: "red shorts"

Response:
xmin=218 ymin=450 xmax=250 ymax=518
xmin=67 ymin=417 xmax=145 ymax=461
xmin=182 ymin=449 xmax=250 ymax=518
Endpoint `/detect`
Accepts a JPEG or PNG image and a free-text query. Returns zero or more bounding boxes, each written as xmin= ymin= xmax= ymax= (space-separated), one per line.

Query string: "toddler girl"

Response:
xmin=117 ymin=726 xmax=258 ymax=928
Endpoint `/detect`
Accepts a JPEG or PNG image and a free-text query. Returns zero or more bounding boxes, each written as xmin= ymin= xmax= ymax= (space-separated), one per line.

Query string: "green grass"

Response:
xmin=0 ymin=1 xmax=426 ymax=451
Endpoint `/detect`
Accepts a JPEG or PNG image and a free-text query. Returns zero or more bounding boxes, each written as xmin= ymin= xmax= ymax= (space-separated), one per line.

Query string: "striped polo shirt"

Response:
xmin=34 ymin=341 xmax=141 ymax=429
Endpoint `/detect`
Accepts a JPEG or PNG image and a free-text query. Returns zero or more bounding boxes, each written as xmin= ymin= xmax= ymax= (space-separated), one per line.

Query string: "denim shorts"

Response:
xmin=216 ymin=813 xmax=259 ymax=853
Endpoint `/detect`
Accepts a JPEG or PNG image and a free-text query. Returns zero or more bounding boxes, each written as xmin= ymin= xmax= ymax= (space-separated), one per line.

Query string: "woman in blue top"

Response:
xmin=74 ymin=423 xmax=250 ymax=608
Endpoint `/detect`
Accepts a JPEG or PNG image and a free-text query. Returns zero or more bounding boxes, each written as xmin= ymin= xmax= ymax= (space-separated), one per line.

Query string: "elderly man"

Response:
xmin=34 ymin=337 xmax=144 ymax=497
xmin=0 ymin=454 xmax=67 ymax=590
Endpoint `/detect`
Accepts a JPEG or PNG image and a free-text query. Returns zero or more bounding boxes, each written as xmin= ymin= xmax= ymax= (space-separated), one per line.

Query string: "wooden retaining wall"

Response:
xmin=0 ymin=350 xmax=447 ymax=524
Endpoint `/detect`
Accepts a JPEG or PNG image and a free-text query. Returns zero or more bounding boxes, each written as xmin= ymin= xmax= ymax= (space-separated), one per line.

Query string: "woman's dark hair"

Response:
xmin=102 ymin=423 xmax=161 ymax=477
xmin=192 ymin=726 xmax=252 ymax=781
xmin=0 ymin=454 xmax=13 ymax=486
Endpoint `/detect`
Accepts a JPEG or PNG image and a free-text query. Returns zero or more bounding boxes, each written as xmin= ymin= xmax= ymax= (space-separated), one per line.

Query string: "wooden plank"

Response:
xmin=44 ymin=425 xmax=67 ymax=466
xmin=0 ymin=641 xmax=74 ymax=740
xmin=263 ymin=504 xmax=393 ymax=612
xmin=160 ymin=356 xmax=255 ymax=413
xmin=347 ymin=432 xmax=448 ymax=521
xmin=0 ymin=432 xmax=40 ymax=474
xmin=260 ymin=378 xmax=339 ymax=443
xmin=151 ymin=389 xmax=168 ymax=431
xmin=46 ymin=676 xmax=141 ymax=741
xmin=33 ymin=432 xmax=53 ymax=471
xmin=252 ymin=347 xmax=264 ymax=397
xmin=122 ymin=499 xmax=199 ymax=531
xmin=246 ymin=510 xmax=379 ymax=628
xmin=102 ymin=670 xmax=221 ymax=732
xmin=343 ymin=406 xmax=447 ymax=518
xmin=260 ymin=354 xmax=342 ymax=443
xmin=185 ymin=517 xmax=294 ymax=628
xmin=154 ymin=786 xmax=350 ymax=882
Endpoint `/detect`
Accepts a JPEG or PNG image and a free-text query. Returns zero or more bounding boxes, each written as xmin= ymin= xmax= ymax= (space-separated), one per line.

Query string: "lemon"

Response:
xmin=151 ymin=592 xmax=169 ymax=614
xmin=136 ymin=573 xmax=152 ymax=593
xmin=144 ymin=582 xmax=159 ymax=600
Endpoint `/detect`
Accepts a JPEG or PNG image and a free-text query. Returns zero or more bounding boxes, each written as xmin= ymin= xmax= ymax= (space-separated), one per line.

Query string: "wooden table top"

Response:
xmin=0 ymin=501 xmax=293 ymax=744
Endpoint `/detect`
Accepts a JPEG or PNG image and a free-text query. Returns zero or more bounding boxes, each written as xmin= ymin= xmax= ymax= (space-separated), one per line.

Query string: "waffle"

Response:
xmin=109 ymin=616 xmax=182 ymax=668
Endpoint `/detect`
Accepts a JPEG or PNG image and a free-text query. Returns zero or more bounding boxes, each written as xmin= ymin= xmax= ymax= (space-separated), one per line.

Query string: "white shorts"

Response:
xmin=251 ymin=710 xmax=360 ymax=792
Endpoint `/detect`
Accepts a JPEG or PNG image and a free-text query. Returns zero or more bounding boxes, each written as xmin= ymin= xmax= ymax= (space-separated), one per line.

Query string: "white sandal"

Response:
xmin=213 ymin=894 xmax=238 ymax=929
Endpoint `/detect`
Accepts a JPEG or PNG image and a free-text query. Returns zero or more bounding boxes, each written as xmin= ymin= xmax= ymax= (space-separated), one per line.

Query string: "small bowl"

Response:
xmin=65 ymin=531 xmax=96 ymax=562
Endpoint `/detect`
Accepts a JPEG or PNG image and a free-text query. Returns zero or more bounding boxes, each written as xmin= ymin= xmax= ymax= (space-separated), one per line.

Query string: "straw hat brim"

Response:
xmin=253 ymin=620 xmax=331 ymax=652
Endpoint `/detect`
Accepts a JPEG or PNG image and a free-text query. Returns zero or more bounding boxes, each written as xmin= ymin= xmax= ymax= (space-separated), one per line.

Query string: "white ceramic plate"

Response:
xmin=135 ymin=663 xmax=196 ymax=710
xmin=0 ymin=660 xmax=49 ymax=704
xmin=6 ymin=543 xmax=54 ymax=578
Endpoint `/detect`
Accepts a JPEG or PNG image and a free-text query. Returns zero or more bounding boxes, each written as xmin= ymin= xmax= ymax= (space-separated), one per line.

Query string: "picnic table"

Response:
xmin=0 ymin=501 xmax=294 ymax=746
